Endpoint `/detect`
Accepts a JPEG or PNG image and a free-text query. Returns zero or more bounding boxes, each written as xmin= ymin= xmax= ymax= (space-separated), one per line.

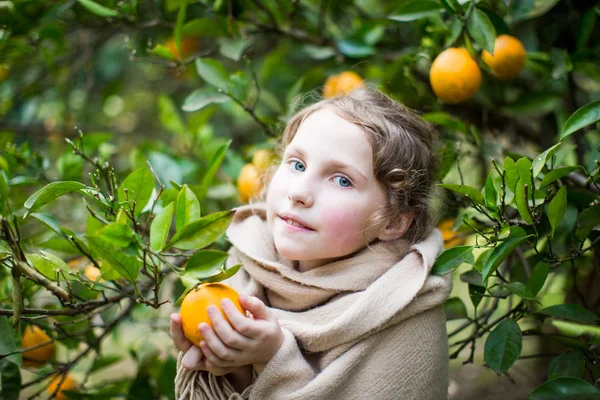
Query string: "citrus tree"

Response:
xmin=1 ymin=0 xmax=599 ymax=399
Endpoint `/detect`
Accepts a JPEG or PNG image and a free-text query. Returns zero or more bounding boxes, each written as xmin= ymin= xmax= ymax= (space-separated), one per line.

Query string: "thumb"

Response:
xmin=181 ymin=346 xmax=204 ymax=370
xmin=239 ymin=294 xmax=273 ymax=321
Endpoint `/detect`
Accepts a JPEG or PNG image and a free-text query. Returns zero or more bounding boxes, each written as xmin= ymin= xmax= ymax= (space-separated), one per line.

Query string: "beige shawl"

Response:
xmin=175 ymin=204 xmax=452 ymax=400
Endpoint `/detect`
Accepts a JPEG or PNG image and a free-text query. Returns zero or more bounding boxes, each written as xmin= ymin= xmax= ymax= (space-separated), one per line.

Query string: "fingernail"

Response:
xmin=207 ymin=305 xmax=217 ymax=315
xmin=221 ymin=298 xmax=231 ymax=308
xmin=239 ymin=293 xmax=249 ymax=302
xmin=199 ymin=323 xmax=209 ymax=332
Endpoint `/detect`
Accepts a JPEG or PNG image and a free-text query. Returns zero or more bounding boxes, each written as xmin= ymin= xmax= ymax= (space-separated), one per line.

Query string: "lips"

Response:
xmin=279 ymin=213 xmax=314 ymax=230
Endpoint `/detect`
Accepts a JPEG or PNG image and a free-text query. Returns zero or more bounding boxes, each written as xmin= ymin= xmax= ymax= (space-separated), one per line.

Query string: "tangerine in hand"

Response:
xmin=179 ymin=282 xmax=246 ymax=347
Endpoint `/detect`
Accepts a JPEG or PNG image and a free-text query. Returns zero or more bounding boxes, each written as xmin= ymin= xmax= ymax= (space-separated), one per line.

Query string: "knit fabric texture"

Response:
xmin=175 ymin=204 xmax=452 ymax=399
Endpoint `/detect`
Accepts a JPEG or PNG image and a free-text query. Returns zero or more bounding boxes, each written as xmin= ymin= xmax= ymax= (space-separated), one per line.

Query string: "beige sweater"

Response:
xmin=175 ymin=204 xmax=452 ymax=400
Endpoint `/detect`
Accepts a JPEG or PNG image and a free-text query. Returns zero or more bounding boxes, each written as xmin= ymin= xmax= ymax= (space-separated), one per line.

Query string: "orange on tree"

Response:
xmin=481 ymin=34 xmax=526 ymax=80
xmin=83 ymin=264 xmax=103 ymax=282
xmin=252 ymin=149 xmax=275 ymax=173
xmin=179 ymin=283 xmax=245 ymax=347
xmin=21 ymin=325 xmax=55 ymax=368
xmin=237 ymin=163 xmax=263 ymax=203
xmin=323 ymin=71 xmax=364 ymax=98
xmin=166 ymin=37 xmax=199 ymax=61
xmin=47 ymin=374 xmax=78 ymax=400
xmin=438 ymin=219 xmax=466 ymax=248
xmin=429 ymin=48 xmax=482 ymax=104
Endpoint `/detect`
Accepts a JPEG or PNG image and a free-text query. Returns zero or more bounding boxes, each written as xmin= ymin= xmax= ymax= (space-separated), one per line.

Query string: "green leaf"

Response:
xmin=197 ymin=140 xmax=231 ymax=202
xmin=504 ymin=157 xmax=518 ymax=193
xmin=467 ymin=8 xmax=496 ymax=54
xmin=389 ymin=0 xmax=443 ymax=22
xmin=422 ymin=112 xmax=468 ymax=134
xmin=90 ymin=354 xmax=123 ymax=373
xmin=182 ymin=88 xmax=230 ymax=112
xmin=169 ymin=210 xmax=233 ymax=250
xmin=336 ymin=38 xmax=375 ymax=58
xmin=0 ymin=317 xmax=18 ymax=365
xmin=482 ymin=227 xmax=530 ymax=282
xmin=184 ymin=250 xmax=229 ymax=280
xmin=548 ymin=186 xmax=567 ymax=238
xmin=77 ymin=0 xmax=120 ymax=17
xmin=548 ymin=352 xmax=586 ymax=380
xmin=0 ymin=172 xmax=8 ymax=207
xmin=504 ymin=93 xmax=563 ymax=117
xmin=484 ymin=319 xmax=522 ymax=376
xmin=438 ymin=184 xmax=485 ymax=206
xmin=469 ymin=283 xmax=485 ymax=308
xmin=24 ymin=181 xmax=86 ymax=217
xmin=202 ymin=263 xmax=241 ymax=283
xmin=182 ymin=17 xmax=227 ymax=37
xmin=195 ymin=58 xmax=230 ymax=90
xmin=541 ymin=166 xmax=581 ymax=188
xmin=31 ymin=213 xmax=63 ymax=236
xmin=431 ymin=246 xmax=474 ymax=275
xmin=444 ymin=297 xmax=468 ymax=320
xmin=532 ymin=143 xmax=561 ymax=177
xmin=436 ymin=141 xmax=457 ymax=181
xmin=0 ymin=360 xmax=21 ymax=400
xmin=514 ymin=179 xmax=534 ymax=224
xmin=176 ymin=185 xmax=200 ymax=232
xmin=537 ymin=304 xmax=600 ymax=324
xmin=159 ymin=95 xmax=188 ymax=136
xmin=87 ymin=235 xmax=140 ymax=283
xmin=219 ymin=37 xmax=247 ymax=61
xmin=27 ymin=252 xmax=71 ymax=280
xmin=151 ymin=44 xmax=177 ymax=61
xmin=118 ymin=167 xmax=155 ymax=216
xmin=150 ymin=202 xmax=174 ymax=252
xmin=440 ymin=0 xmax=461 ymax=14
xmin=530 ymin=377 xmax=600 ymax=400
xmin=528 ymin=261 xmax=549 ymax=296
xmin=561 ymin=99 xmax=600 ymax=140
xmin=461 ymin=269 xmax=485 ymax=287
xmin=174 ymin=4 xmax=187 ymax=59
xmin=96 ymin=223 xmax=136 ymax=247
xmin=484 ymin=170 xmax=498 ymax=212
xmin=575 ymin=206 xmax=600 ymax=241
xmin=499 ymin=282 xmax=536 ymax=300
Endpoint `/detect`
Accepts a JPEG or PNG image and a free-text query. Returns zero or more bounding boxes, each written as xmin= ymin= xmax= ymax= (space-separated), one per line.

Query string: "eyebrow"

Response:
xmin=287 ymin=146 xmax=368 ymax=182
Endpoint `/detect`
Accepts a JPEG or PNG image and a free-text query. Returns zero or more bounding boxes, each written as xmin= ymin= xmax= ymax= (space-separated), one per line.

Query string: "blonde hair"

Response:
xmin=259 ymin=86 xmax=440 ymax=245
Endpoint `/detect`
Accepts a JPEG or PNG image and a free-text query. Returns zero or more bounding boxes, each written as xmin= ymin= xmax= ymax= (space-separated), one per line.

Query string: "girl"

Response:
xmin=170 ymin=87 xmax=452 ymax=399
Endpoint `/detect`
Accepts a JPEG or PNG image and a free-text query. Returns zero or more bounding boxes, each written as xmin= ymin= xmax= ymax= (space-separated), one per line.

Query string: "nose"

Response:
xmin=287 ymin=175 xmax=314 ymax=207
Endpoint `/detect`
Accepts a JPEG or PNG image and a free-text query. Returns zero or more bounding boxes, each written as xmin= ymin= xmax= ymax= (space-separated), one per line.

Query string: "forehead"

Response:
xmin=288 ymin=109 xmax=374 ymax=172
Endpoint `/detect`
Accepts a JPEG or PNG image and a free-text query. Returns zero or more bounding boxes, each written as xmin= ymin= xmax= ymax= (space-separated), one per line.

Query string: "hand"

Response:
xmin=170 ymin=313 xmax=239 ymax=376
xmin=198 ymin=293 xmax=284 ymax=370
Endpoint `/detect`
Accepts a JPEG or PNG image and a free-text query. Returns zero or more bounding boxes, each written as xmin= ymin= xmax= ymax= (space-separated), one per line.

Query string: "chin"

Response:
xmin=274 ymin=241 xmax=314 ymax=261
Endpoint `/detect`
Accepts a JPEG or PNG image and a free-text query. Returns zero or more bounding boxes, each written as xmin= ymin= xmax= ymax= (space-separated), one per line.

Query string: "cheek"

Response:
xmin=320 ymin=208 xmax=366 ymax=241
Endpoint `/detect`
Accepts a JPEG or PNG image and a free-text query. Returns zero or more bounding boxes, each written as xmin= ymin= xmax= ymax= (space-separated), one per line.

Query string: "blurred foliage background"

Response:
xmin=1 ymin=0 xmax=600 ymax=399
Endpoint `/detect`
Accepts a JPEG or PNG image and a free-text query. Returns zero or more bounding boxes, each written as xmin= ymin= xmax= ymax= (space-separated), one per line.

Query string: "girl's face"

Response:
xmin=266 ymin=108 xmax=387 ymax=272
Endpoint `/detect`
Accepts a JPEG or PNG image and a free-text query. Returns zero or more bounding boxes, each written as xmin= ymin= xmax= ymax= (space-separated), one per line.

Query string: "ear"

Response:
xmin=377 ymin=212 xmax=415 ymax=242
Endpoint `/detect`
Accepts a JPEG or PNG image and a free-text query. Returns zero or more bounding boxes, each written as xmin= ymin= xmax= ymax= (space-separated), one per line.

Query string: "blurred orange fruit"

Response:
xmin=166 ymin=37 xmax=199 ymax=61
xmin=0 ymin=64 xmax=10 ymax=83
xmin=179 ymin=283 xmax=245 ymax=347
xmin=47 ymin=374 xmax=77 ymax=400
xmin=83 ymin=264 xmax=102 ymax=282
xmin=438 ymin=219 xmax=466 ymax=248
xmin=429 ymin=48 xmax=482 ymax=104
xmin=22 ymin=325 xmax=55 ymax=368
xmin=481 ymin=34 xmax=526 ymax=80
xmin=237 ymin=163 xmax=263 ymax=203
xmin=252 ymin=149 xmax=275 ymax=173
xmin=323 ymin=71 xmax=364 ymax=98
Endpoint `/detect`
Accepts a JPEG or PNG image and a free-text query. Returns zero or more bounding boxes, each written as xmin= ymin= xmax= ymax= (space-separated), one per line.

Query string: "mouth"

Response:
xmin=278 ymin=214 xmax=314 ymax=231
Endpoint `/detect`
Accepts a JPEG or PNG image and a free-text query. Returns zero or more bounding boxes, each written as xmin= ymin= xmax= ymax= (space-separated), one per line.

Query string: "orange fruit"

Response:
xmin=83 ymin=264 xmax=102 ymax=282
xmin=323 ymin=71 xmax=364 ymax=98
xmin=22 ymin=325 xmax=55 ymax=368
xmin=252 ymin=149 xmax=275 ymax=173
xmin=429 ymin=48 xmax=482 ymax=104
xmin=438 ymin=219 xmax=466 ymax=248
xmin=0 ymin=64 xmax=9 ymax=83
xmin=67 ymin=257 xmax=86 ymax=270
xmin=482 ymin=34 xmax=526 ymax=80
xmin=237 ymin=163 xmax=263 ymax=203
xmin=179 ymin=283 xmax=245 ymax=347
xmin=166 ymin=37 xmax=199 ymax=61
xmin=47 ymin=374 xmax=77 ymax=400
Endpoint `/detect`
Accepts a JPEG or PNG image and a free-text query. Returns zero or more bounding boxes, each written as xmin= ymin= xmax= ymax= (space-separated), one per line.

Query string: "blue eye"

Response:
xmin=289 ymin=160 xmax=305 ymax=171
xmin=333 ymin=176 xmax=352 ymax=188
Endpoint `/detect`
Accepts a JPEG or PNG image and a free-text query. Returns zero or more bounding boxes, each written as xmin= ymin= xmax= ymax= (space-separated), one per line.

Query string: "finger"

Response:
xmin=220 ymin=298 xmax=262 ymax=339
xmin=170 ymin=313 xmax=193 ymax=353
xmin=239 ymin=294 xmax=275 ymax=322
xmin=181 ymin=346 xmax=205 ymax=370
xmin=210 ymin=302 xmax=254 ymax=349
xmin=199 ymin=319 xmax=241 ymax=362
xmin=200 ymin=339 xmax=234 ymax=368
